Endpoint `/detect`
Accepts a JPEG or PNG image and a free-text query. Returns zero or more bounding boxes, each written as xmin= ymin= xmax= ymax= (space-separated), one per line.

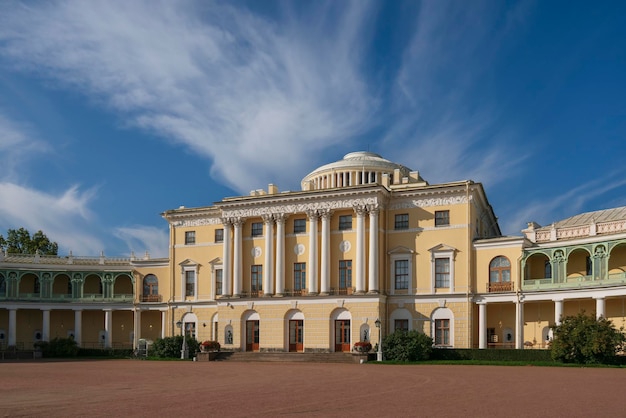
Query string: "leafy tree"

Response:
xmin=550 ymin=311 xmax=625 ymax=364
xmin=34 ymin=337 xmax=79 ymax=357
xmin=0 ymin=227 xmax=58 ymax=255
xmin=382 ymin=330 xmax=433 ymax=362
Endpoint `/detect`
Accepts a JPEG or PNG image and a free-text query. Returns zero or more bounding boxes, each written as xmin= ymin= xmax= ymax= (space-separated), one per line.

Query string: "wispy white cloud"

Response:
xmin=113 ymin=226 xmax=169 ymax=259
xmin=0 ymin=182 xmax=103 ymax=254
xmin=0 ymin=112 xmax=49 ymax=181
xmin=0 ymin=0 xmax=378 ymax=193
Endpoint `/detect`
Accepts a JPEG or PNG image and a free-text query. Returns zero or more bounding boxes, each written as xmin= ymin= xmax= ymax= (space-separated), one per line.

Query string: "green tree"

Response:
xmin=382 ymin=330 xmax=433 ymax=362
xmin=550 ymin=311 xmax=625 ymax=364
xmin=0 ymin=227 xmax=58 ymax=255
xmin=151 ymin=335 xmax=199 ymax=358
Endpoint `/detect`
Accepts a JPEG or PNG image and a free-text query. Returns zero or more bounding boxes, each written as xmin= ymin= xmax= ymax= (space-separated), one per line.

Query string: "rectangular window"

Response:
xmin=294 ymin=263 xmax=306 ymax=291
xmin=185 ymin=270 xmax=195 ymax=297
xmin=435 ymin=258 xmax=450 ymax=288
xmin=435 ymin=210 xmax=450 ymax=227
xmin=251 ymin=265 xmax=263 ymax=295
xmin=435 ymin=319 xmax=450 ymax=346
xmin=185 ymin=231 xmax=196 ymax=245
xmin=339 ymin=215 xmax=352 ymax=231
xmin=394 ymin=214 xmax=409 ymax=230
xmin=395 ymin=319 xmax=409 ymax=332
xmin=215 ymin=269 xmax=223 ymax=296
xmin=215 ymin=229 xmax=224 ymax=243
xmin=394 ymin=260 xmax=409 ymax=289
xmin=293 ymin=218 xmax=306 ymax=234
xmin=586 ymin=256 xmax=592 ymax=276
xmin=339 ymin=260 xmax=352 ymax=290
xmin=251 ymin=222 xmax=263 ymax=237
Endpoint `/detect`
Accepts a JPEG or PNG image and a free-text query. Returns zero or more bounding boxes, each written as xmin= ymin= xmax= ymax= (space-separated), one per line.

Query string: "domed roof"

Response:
xmin=301 ymin=151 xmax=415 ymax=190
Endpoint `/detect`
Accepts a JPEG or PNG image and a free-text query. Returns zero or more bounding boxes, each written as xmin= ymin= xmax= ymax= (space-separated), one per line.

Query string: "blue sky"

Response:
xmin=0 ymin=1 xmax=625 ymax=258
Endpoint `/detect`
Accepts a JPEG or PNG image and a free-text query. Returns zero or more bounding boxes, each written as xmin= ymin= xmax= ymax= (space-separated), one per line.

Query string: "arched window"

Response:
xmin=0 ymin=274 xmax=5 ymax=295
xmin=143 ymin=274 xmax=159 ymax=302
xmin=489 ymin=256 xmax=511 ymax=283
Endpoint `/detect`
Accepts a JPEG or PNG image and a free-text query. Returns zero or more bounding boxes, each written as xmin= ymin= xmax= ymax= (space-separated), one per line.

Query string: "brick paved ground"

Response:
xmin=0 ymin=360 xmax=623 ymax=417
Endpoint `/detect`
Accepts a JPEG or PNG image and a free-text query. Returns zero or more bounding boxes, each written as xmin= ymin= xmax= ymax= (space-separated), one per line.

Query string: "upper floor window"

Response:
xmin=293 ymin=218 xmax=306 ymax=234
xmin=215 ymin=229 xmax=224 ymax=243
xmin=251 ymin=265 xmax=263 ymax=294
xmin=544 ymin=260 xmax=552 ymax=278
xmin=394 ymin=260 xmax=409 ymax=289
xmin=185 ymin=270 xmax=195 ymax=297
xmin=435 ymin=210 xmax=450 ymax=227
xmin=489 ymin=256 xmax=511 ymax=283
xmin=251 ymin=222 xmax=263 ymax=237
xmin=185 ymin=231 xmax=196 ymax=245
xmin=435 ymin=258 xmax=450 ymax=288
xmin=294 ymin=263 xmax=306 ymax=291
xmin=394 ymin=214 xmax=409 ymax=230
xmin=339 ymin=260 xmax=352 ymax=290
xmin=586 ymin=256 xmax=592 ymax=276
xmin=0 ymin=274 xmax=6 ymax=295
xmin=215 ymin=269 xmax=223 ymax=296
xmin=339 ymin=215 xmax=352 ymax=231
xmin=143 ymin=274 xmax=159 ymax=297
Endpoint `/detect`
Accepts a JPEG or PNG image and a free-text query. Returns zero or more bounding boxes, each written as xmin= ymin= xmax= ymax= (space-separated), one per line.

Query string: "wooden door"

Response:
xmin=334 ymin=320 xmax=351 ymax=352
xmin=289 ymin=320 xmax=304 ymax=352
xmin=246 ymin=320 xmax=259 ymax=352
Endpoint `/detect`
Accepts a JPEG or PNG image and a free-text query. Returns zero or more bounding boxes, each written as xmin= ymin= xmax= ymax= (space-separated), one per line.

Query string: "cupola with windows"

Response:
xmin=300 ymin=151 xmax=427 ymax=191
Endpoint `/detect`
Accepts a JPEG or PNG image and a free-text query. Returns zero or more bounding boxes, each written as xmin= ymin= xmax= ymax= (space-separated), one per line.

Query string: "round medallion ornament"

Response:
xmin=294 ymin=244 xmax=305 ymax=255
xmin=339 ymin=240 xmax=351 ymax=253
xmin=251 ymin=247 xmax=262 ymax=258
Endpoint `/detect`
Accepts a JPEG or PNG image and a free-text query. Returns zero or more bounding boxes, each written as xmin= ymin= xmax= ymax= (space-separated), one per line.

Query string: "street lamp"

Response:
xmin=176 ymin=319 xmax=188 ymax=360
xmin=375 ymin=318 xmax=382 ymax=362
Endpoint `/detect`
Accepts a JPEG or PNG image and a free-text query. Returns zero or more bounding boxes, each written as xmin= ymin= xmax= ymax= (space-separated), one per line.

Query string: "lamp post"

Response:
xmin=375 ymin=318 xmax=382 ymax=362
xmin=176 ymin=319 xmax=188 ymax=360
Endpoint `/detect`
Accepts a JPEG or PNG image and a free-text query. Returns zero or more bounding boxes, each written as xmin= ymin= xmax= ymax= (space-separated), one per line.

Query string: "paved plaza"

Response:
xmin=0 ymin=360 xmax=623 ymax=417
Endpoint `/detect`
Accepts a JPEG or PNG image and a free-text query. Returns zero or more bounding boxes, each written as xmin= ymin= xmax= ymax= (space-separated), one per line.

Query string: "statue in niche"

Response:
xmin=226 ymin=329 xmax=233 ymax=345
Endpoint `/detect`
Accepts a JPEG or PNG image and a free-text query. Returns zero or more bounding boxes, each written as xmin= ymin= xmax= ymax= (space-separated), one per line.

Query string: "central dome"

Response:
xmin=301 ymin=151 xmax=419 ymax=191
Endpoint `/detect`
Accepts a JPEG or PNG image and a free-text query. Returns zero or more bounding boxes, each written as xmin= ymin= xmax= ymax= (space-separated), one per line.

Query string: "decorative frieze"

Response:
xmin=173 ymin=217 xmax=222 ymax=227
xmin=221 ymin=197 xmax=379 ymax=219
xmin=389 ymin=194 xmax=469 ymax=210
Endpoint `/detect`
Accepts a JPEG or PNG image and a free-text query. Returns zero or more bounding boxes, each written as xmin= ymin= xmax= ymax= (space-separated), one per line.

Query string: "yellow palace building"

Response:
xmin=1 ymin=151 xmax=626 ymax=353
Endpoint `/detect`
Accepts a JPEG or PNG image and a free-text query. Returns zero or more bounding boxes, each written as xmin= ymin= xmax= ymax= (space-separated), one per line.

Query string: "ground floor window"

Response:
xmin=435 ymin=319 xmax=450 ymax=346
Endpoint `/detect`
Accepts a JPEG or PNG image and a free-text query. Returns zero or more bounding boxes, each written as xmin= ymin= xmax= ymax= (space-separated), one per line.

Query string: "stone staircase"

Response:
xmin=214 ymin=351 xmax=365 ymax=364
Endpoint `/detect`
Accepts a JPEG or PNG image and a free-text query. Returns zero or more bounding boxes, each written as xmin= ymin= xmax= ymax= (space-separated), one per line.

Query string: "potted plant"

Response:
xmin=352 ymin=341 xmax=372 ymax=353
xmin=200 ymin=340 xmax=220 ymax=352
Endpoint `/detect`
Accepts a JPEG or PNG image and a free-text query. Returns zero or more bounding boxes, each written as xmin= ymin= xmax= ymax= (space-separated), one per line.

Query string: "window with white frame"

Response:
xmin=394 ymin=260 xmax=409 ymax=289
xmin=251 ymin=222 xmax=263 ymax=237
xmin=185 ymin=270 xmax=195 ymax=297
xmin=435 ymin=210 xmax=450 ymax=226
xmin=432 ymin=307 xmax=454 ymax=347
xmin=394 ymin=213 xmax=409 ymax=230
xmin=215 ymin=268 xmax=223 ymax=297
xmin=338 ymin=215 xmax=352 ymax=230
xmin=214 ymin=229 xmax=224 ymax=243
xmin=435 ymin=258 xmax=450 ymax=288
xmin=293 ymin=218 xmax=306 ymax=234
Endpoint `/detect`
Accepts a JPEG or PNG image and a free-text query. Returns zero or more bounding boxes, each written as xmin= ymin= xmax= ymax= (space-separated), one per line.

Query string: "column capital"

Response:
xmin=366 ymin=204 xmax=380 ymax=215
xmin=232 ymin=217 xmax=244 ymax=228
xmin=306 ymin=209 xmax=319 ymax=220
xmin=319 ymin=209 xmax=333 ymax=220
xmin=262 ymin=214 xmax=274 ymax=223
xmin=354 ymin=205 xmax=367 ymax=216
xmin=221 ymin=217 xmax=233 ymax=227
xmin=274 ymin=213 xmax=287 ymax=223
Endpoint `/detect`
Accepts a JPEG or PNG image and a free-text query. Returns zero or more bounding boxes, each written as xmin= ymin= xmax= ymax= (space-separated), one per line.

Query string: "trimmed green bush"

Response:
xmin=151 ymin=335 xmax=199 ymax=358
xmin=35 ymin=337 xmax=79 ymax=357
xmin=550 ymin=311 xmax=625 ymax=364
xmin=382 ymin=330 xmax=433 ymax=361
xmin=430 ymin=348 xmax=553 ymax=362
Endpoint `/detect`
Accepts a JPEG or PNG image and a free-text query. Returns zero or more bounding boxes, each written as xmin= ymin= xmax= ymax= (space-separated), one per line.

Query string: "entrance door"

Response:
xmin=246 ymin=320 xmax=259 ymax=352
xmin=289 ymin=320 xmax=304 ymax=352
xmin=334 ymin=320 xmax=351 ymax=352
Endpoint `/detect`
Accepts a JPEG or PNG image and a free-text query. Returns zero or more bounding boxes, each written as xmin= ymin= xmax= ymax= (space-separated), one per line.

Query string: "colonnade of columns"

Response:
xmin=2 ymin=307 xmax=166 ymax=349
xmin=221 ymin=206 xmax=380 ymax=297
xmin=477 ymin=296 xmax=607 ymax=349
xmin=310 ymin=170 xmax=386 ymax=190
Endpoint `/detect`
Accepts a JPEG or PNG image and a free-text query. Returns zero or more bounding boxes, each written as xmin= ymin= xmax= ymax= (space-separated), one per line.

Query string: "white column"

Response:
xmin=263 ymin=215 xmax=274 ymax=296
xmin=133 ymin=308 xmax=141 ymax=350
xmin=478 ymin=303 xmax=487 ymax=349
xmin=42 ymin=309 xmax=50 ymax=342
xmin=222 ymin=219 xmax=232 ymax=297
xmin=355 ymin=206 xmax=366 ymax=293
xmin=515 ymin=298 xmax=524 ymax=349
xmin=233 ymin=219 xmax=243 ymax=297
xmin=595 ymin=297 xmax=606 ymax=319
xmin=74 ymin=309 xmax=82 ymax=347
xmin=368 ymin=207 xmax=379 ymax=293
xmin=104 ymin=309 xmax=113 ymax=348
xmin=275 ymin=214 xmax=286 ymax=296
xmin=160 ymin=310 xmax=166 ymax=338
xmin=8 ymin=309 xmax=17 ymax=346
xmin=320 ymin=210 xmax=331 ymax=295
xmin=554 ymin=299 xmax=564 ymax=325
xmin=307 ymin=210 xmax=319 ymax=295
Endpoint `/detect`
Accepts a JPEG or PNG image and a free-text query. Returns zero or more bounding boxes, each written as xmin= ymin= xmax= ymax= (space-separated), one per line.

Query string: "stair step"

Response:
xmin=214 ymin=352 xmax=366 ymax=364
